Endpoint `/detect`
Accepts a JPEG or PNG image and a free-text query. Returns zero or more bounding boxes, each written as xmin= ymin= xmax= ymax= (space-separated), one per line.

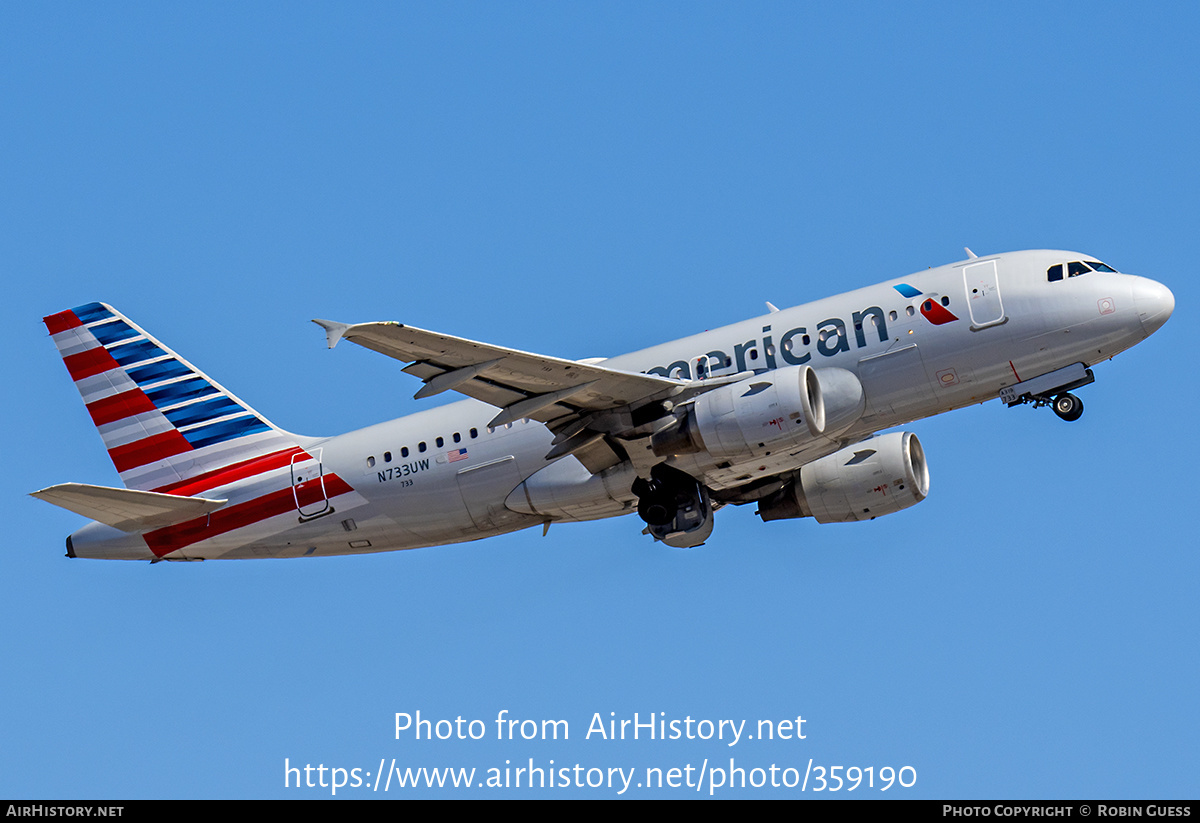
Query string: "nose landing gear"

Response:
xmin=999 ymin=363 xmax=1094 ymax=423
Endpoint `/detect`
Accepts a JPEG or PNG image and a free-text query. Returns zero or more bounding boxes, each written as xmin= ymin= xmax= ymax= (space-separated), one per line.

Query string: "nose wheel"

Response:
xmin=1052 ymin=393 xmax=1084 ymax=422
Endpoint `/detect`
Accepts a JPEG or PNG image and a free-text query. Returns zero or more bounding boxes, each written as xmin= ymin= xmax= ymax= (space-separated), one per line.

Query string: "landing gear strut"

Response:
xmin=1051 ymin=392 xmax=1084 ymax=422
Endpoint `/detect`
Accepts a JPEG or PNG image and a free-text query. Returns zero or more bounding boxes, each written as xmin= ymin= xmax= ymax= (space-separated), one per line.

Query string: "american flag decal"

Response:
xmin=448 ymin=448 xmax=469 ymax=463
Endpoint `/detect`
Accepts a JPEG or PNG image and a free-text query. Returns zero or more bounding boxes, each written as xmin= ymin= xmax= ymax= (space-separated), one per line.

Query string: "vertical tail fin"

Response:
xmin=44 ymin=302 xmax=302 ymax=492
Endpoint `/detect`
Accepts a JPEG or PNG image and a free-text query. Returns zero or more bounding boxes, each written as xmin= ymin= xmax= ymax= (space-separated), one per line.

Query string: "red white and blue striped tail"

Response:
xmin=43 ymin=302 xmax=300 ymax=493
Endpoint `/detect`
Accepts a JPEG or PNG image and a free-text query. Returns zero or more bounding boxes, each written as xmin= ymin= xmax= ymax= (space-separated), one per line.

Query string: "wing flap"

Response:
xmin=31 ymin=483 xmax=228 ymax=532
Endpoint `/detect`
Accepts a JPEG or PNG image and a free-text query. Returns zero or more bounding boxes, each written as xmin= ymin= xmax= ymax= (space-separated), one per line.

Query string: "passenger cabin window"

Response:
xmin=453 ymin=432 xmax=461 ymax=443
xmin=401 ymin=446 xmax=409 ymax=458
xmin=384 ymin=451 xmax=392 ymax=463
xmin=367 ymin=456 xmax=375 ymax=468
xmin=470 ymin=428 xmax=478 ymax=439
xmin=418 ymin=442 xmax=427 ymax=453
xmin=436 ymin=436 xmax=444 ymax=448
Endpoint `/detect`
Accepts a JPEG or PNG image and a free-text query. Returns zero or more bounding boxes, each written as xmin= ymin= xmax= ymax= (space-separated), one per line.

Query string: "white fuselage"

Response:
xmin=68 ymin=250 xmax=1173 ymax=560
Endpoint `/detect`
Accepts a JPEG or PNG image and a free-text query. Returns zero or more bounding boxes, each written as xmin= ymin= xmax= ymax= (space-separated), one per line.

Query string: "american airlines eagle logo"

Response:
xmin=894 ymin=284 xmax=960 ymax=325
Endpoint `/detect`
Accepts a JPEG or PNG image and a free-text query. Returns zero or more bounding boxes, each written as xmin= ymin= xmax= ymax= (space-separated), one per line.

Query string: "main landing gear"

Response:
xmin=632 ymin=463 xmax=715 ymax=548
xmin=1051 ymin=392 xmax=1084 ymax=422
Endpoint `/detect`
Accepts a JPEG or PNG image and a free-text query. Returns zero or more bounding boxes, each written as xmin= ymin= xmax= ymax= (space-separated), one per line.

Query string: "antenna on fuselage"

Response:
xmin=964 ymin=247 xmax=978 ymax=259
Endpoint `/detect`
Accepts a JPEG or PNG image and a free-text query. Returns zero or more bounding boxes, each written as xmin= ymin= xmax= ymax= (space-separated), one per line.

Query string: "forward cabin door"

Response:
xmin=963 ymin=259 xmax=1006 ymax=329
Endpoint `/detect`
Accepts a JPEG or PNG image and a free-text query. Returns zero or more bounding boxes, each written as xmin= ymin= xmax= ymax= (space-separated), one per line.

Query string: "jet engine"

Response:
xmin=757 ymin=432 xmax=929 ymax=524
xmin=650 ymin=365 xmax=865 ymax=462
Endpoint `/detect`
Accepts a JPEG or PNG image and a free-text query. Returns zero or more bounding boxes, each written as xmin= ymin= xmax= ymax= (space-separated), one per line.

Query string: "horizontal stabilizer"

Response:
xmin=30 ymin=483 xmax=227 ymax=532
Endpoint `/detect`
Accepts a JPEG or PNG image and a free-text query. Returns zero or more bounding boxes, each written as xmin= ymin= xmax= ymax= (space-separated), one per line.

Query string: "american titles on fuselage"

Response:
xmin=643 ymin=290 xmax=958 ymax=380
xmin=646 ymin=307 xmax=891 ymax=381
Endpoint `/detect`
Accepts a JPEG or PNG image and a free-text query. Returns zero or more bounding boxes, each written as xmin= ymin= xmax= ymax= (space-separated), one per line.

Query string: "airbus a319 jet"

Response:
xmin=33 ymin=249 xmax=1173 ymax=560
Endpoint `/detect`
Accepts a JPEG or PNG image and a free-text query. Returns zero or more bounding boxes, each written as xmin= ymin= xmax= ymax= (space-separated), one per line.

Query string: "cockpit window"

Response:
xmin=1049 ymin=260 xmax=1116 ymax=282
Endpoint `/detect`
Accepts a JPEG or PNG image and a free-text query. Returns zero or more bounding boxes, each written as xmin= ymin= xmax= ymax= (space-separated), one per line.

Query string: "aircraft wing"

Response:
xmin=312 ymin=319 xmax=747 ymax=471
xmin=315 ymin=319 xmax=682 ymax=422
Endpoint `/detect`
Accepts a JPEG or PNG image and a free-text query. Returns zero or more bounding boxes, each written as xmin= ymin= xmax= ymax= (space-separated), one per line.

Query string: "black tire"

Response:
xmin=1052 ymin=393 xmax=1084 ymax=422
xmin=637 ymin=494 xmax=676 ymax=526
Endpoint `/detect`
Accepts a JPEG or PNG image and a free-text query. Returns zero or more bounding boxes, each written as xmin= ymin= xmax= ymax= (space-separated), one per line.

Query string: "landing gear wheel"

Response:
xmin=637 ymin=494 xmax=675 ymax=527
xmin=1052 ymin=393 xmax=1084 ymax=422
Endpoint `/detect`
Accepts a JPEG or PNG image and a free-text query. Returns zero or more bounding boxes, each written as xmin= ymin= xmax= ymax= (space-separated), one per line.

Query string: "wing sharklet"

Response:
xmin=312 ymin=319 xmax=351 ymax=349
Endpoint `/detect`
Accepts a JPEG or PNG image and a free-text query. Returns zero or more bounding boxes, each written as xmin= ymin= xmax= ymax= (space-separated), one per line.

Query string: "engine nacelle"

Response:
xmin=651 ymin=365 xmax=865 ymax=462
xmin=758 ymin=432 xmax=929 ymax=524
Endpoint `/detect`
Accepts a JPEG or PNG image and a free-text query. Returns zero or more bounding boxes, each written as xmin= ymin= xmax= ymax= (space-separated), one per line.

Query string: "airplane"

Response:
xmin=32 ymin=249 xmax=1174 ymax=561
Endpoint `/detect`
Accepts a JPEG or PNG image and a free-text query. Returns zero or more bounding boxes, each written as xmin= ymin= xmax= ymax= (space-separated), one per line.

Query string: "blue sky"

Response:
xmin=3 ymin=2 xmax=1197 ymax=798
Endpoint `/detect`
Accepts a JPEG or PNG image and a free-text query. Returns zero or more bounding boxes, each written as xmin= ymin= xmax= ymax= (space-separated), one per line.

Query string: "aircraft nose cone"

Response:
xmin=1132 ymin=277 xmax=1174 ymax=338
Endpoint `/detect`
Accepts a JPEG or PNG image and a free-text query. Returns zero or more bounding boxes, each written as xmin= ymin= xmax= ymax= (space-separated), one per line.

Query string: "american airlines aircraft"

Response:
xmin=33 ymin=249 xmax=1173 ymax=560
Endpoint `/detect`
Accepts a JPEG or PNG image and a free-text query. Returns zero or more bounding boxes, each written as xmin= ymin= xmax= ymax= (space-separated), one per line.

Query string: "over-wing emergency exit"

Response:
xmin=33 ymin=249 xmax=1173 ymax=560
